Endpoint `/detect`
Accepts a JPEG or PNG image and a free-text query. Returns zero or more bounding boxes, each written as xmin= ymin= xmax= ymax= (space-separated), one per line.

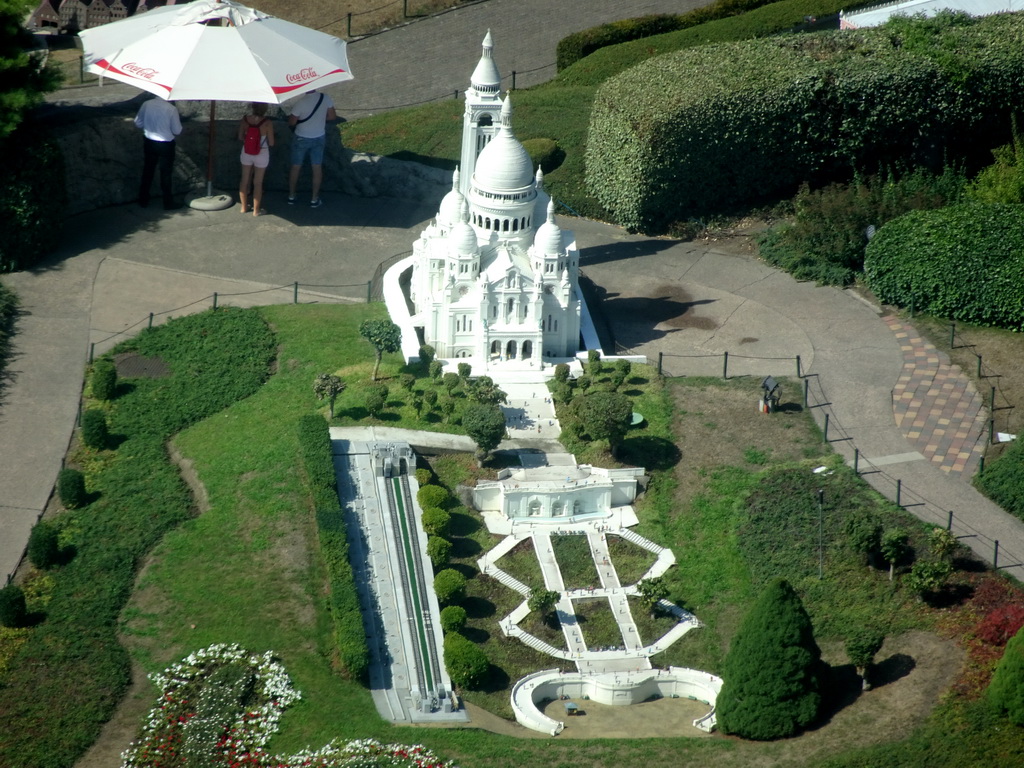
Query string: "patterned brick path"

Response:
xmin=885 ymin=316 xmax=988 ymax=477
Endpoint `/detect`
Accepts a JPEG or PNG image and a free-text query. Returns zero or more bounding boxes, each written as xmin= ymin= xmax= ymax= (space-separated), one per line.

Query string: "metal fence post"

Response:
xmin=994 ymin=540 xmax=1000 ymax=570
xmin=89 ymin=342 xmax=95 ymax=363
xmin=896 ymin=478 xmax=902 ymax=507
xmin=853 ymin=448 xmax=859 ymax=475
xmin=823 ymin=413 xmax=829 ymax=443
xmin=977 ymin=355 xmax=982 ymax=378
xmin=366 ymin=280 xmax=372 ymax=302
xmin=980 ymin=455 xmax=985 ymax=474
xmin=796 ymin=354 xmax=801 ymax=378
xmin=990 ymin=418 xmax=995 ymax=445
xmin=213 ymin=292 xmax=218 ymax=310
xmin=293 ymin=281 xmax=299 ymax=304
xmin=950 ymin=321 xmax=955 ymax=349
xmin=657 ymin=352 xmax=663 ymax=377
xmin=803 ymin=378 xmax=809 ymax=408
xmin=722 ymin=351 xmax=728 ymax=380
xmin=347 ymin=13 xmax=352 ymax=37
xmin=947 ymin=510 xmax=953 ymax=531
xmin=148 ymin=312 xmax=154 ymax=329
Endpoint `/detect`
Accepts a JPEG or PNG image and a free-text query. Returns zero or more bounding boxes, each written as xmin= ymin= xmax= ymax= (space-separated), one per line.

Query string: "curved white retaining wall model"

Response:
xmin=511 ymin=667 xmax=723 ymax=736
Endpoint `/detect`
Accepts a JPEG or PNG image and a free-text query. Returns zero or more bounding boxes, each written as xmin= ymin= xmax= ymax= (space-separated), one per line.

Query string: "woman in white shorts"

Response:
xmin=237 ymin=102 xmax=275 ymax=217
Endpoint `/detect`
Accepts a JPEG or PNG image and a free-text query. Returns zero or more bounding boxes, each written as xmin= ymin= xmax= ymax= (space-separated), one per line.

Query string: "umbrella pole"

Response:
xmin=206 ymin=100 xmax=216 ymax=197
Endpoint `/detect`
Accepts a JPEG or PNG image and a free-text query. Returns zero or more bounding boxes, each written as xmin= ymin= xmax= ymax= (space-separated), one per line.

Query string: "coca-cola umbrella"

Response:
xmin=79 ymin=0 xmax=353 ymax=204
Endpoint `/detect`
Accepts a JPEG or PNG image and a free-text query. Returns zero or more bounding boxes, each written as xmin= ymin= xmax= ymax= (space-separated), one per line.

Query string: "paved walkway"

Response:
xmin=5 ymin=0 xmax=1024 ymax=586
xmin=886 ymin=316 xmax=988 ymax=477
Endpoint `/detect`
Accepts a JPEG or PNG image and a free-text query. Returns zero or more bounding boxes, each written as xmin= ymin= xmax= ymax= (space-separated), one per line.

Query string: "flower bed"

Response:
xmin=122 ymin=644 xmax=455 ymax=768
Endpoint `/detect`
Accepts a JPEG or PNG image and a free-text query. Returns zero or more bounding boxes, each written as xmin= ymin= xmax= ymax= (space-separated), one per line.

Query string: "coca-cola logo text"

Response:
xmin=286 ymin=68 xmax=318 ymax=84
xmin=123 ymin=62 xmax=158 ymax=80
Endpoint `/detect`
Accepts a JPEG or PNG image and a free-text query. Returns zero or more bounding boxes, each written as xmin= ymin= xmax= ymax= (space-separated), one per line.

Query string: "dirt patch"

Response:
xmin=169 ymin=443 xmax=211 ymax=515
xmin=669 ymin=378 xmax=824 ymax=509
xmin=541 ymin=696 xmax=714 ymax=739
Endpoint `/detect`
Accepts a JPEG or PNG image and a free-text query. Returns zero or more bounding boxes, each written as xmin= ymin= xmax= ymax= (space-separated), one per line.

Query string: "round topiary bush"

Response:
xmin=427 ymin=536 xmax=452 ymax=567
xmin=417 ymin=485 xmax=450 ymax=510
xmin=0 ymin=584 xmax=27 ymax=628
xmin=443 ymin=631 xmax=489 ymax=689
xmin=864 ymin=204 xmax=1024 ymax=328
xmin=57 ymin=468 xmax=87 ymax=509
xmin=28 ymin=520 xmax=61 ymax=569
xmin=440 ymin=605 xmax=467 ymax=634
xmin=420 ymin=506 xmax=450 ymax=537
xmin=415 ymin=467 xmax=432 ymax=486
xmin=433 ymin=568 xmax=466 ymax=604
xmin=90 ymin=359 xmax=117 ymax=401
xmin=81 ymin=408 xmax=110 ymax=450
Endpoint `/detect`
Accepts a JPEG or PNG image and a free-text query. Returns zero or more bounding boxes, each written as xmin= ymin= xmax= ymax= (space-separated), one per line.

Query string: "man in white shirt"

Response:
xmin=287 ymin=89 xmax=337 ymax=208
xmin=134 ymin=96 xmax=183 ymax=210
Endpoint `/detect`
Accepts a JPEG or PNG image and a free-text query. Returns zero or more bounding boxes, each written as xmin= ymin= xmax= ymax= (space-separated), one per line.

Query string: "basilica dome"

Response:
xmin=534 ymin=201 xmax=562 ymax=255
xmin=473 ymin=99 xmax=533 ymax=193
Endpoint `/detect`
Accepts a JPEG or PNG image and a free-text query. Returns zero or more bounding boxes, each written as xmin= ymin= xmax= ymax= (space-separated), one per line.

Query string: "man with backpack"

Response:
xmin=287 ymin=89 xmax=337 ymax=209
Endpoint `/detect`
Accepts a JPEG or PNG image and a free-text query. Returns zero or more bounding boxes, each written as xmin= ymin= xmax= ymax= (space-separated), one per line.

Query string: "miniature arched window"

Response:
xmin=512 ymin=220 xmax=519 ymax=232
xmin=485 ymin=217 xmax=492 ymax=229
xmin=507 ymin=298 xmax=515 ymax=319
xmin=572 ymin=500 xmax=582 ymax=516
xmin=502 ymin=219 xmax=509 ymax=231
xmin=552 ymin=501 xmax=564 ymax=517
xmin=491 ymin=340 xmax=501 ymax=357
xmin=522 ymin=340 xmax=533 ymax=359
xmin=528 ymin=499 xmax=542 ymax=516
xmin=478 ymin=114 xmax=493 ymax=126
xmin=506 ymin=340 xmax=517 ymax=359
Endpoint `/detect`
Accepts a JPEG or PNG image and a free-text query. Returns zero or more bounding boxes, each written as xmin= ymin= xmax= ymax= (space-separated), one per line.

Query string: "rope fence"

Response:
xmin=614 ymin=342 xmax=1023 ymax=577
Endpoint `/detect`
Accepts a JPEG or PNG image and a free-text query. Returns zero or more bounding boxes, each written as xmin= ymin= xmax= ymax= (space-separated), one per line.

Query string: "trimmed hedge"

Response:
xmin=556 ymin=14 xmax=684 ymax=71
xmin=586 ymin=13 xmax=1024 ymax=232
xmin=297 ymin=413 xmax=370 ymax=682
xmin=90 ymin=359 xmax=117 ymax=401
xmin=864 ymin=204 xmax=1024 ymax=328
xmin=977 ymin=435 xmax=1024 ymax=521
xmin=81 ymin=408 xmax=110 ymax=450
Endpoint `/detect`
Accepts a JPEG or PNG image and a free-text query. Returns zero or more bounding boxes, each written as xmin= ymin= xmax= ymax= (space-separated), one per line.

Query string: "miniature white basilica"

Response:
xmin=407 ymin=32 xmax=582 ymax=364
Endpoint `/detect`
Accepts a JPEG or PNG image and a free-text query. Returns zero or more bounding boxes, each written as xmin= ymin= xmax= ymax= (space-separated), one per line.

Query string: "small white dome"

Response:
xmin=451 ymin=200 xmax=478 ymax=255
xmin=533 ymin=167 xmax=551 ymax=224
xmin=438 ymin=168 xmax=464 ymax=226
xmin=473 ymin=99 xmax=533 ymax=192
xmin=534 ymin=200 xmax=562 ymax=254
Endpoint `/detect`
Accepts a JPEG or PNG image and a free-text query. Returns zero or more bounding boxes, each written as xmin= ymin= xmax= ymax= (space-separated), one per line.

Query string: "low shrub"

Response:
xmin=27 ymin=520 xmax=61 ymax=569
xmin=414 ymin=467 xmax=432 ymax=485
xmin=81 ymin=409 xmax=110 ymax=450
xmin=0 ymin=584 xmax=27 ymax=628
xmin=57 ymin=467 xmax=87 ymax=509
xmin=90 ymin=359 xmax=118 ymax=401
xmin=420 ymin=506 xmax=450 ymax=537
xmin=759 ymin=168 xmax=966 ymax=285
xmin=521 ymin=138 xmax=563 ymax=174
xmin=988 ymin=624 xmax=1024 ymax=725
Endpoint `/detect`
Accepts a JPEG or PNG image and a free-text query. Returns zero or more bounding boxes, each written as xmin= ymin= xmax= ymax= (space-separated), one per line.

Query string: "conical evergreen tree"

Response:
xmin=717 ymin=578 xmax=825 ymax=740
xmin=989 ymin=623 xmax=1024 ymax=725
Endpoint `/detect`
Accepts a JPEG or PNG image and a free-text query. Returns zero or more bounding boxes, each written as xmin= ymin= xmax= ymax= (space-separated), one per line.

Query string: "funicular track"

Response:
xmin=382 ymin=461 xmax=442 ymax=703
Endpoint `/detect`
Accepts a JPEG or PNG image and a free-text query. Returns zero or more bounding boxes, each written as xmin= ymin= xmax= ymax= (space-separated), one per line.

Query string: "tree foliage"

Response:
xmin=845 ymin=628 xmax=885 ymax=690
xmin=717 ymin=579 xmax=825 ymax=740
xmin=463 ymin=402 xmax=506 ymax=463
xmin=313 ymin=373 xmax=346 ymax=418
xmin=358 ymin=319 xmax=401 ymax=381
xmin=988 ymin=623 xmax=1024 ymax=725
xmin=881 ymin=528 xmax=910 ymax=581
xmin=467 ymin=376 xmax=508 ymax=406
xmin=443 ymin=631 xmax=489 ymax=689
xmin=566 ymin=391 xmax=632 ymax=456
xmin=636 ymin=576 xmax=668 ymax=615
xmin=527 ymin=587 xmax=560 ymax=617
